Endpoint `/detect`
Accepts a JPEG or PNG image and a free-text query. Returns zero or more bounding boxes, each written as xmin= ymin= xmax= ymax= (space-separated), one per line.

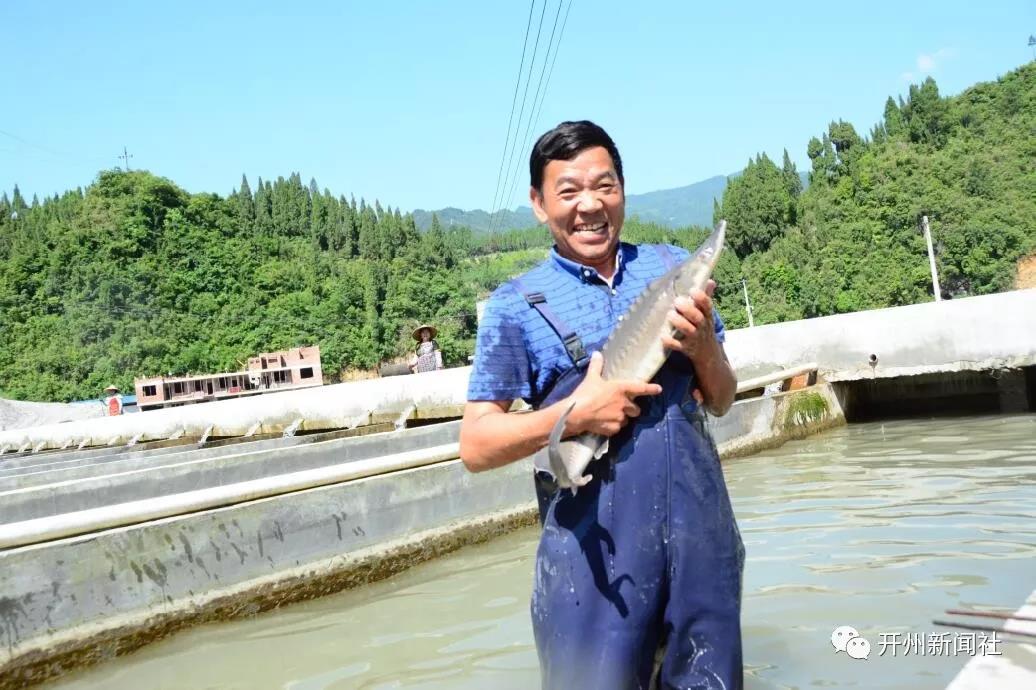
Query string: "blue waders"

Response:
xmin=516 ymin=270 xmax=746 ymax=690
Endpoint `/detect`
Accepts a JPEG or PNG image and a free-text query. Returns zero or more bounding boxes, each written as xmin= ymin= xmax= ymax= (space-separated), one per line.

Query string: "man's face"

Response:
xmin=530 ymin=146 xmax=625 ymax=270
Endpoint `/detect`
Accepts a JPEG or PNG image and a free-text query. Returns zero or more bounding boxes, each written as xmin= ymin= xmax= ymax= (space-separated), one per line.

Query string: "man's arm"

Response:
xmin=686 ymin=333 xmax=736 ymax=416
xmin=460 ymin=351 xmax=662 ymax=472
xmin=460 ymin=399 xmax=568 ymax=472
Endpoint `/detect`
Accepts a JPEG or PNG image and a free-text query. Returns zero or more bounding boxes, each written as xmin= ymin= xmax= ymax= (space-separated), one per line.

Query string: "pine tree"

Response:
xmin=424 ymin=212 xmax=454 ymax=269
xmin=781 ymin=149 xmax=802 ymax=198
xmin=11 ymin=185 xmax=27 ymax=212
xmin=357 ymin=199 xmax=380 ymax=260
xmin=883 ymin=96 xmax=905 ymax=138
xmin=334 ymin=195 xmax=356 ymax=256
xmin=904 ymin=77 xmax=947 ymax=146
xmin=290 ymin=173 xmax=309 ymax=232
xmin=719 ymin=154 xmax=793 ymax=257
xmin=237 ymin=174 xmax=255 ymax=226
xmin=254 ymin=177 xmax=273 ymax=235
xmin=781 ymin=149 xmax=801 ymax=225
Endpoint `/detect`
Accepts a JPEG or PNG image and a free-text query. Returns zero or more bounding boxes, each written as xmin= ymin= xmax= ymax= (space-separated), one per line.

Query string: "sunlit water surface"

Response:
xmin=48 ymin=414 xmax=1036 ymax=689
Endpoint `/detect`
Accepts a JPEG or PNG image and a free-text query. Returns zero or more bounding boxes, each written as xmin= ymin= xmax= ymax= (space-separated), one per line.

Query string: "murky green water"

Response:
xmin=49 ymin=414 xmax=1036 ymax=689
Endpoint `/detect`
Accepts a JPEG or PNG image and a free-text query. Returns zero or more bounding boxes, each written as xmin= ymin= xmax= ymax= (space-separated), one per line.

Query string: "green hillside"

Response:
xmin=1 ymin=63 xmax=1032 ymax=402
xmin=715 ymin=62 xmax=1036 ymax=326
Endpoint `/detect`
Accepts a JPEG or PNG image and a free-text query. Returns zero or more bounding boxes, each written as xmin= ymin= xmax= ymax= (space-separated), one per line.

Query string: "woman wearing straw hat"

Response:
xmin=409 ymin=324 xmax=444 ymax=373
xmin=103 ymin=385 xmax=124 ymax=416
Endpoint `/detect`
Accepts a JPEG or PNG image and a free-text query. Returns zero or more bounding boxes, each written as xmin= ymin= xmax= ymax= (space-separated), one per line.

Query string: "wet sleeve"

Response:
xmin=466 ymin=285 xmax=533 ymax=402
xmin=713 ymin=309 xmax=726 ymax=345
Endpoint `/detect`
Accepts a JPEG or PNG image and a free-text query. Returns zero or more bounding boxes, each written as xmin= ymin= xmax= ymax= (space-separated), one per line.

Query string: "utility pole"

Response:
xmin=741 ymin=278 xmax=755 ymax=327
xmin=119 ymin=146 xmax=133 ymax=171
xmin=921 ymin=215 xmax=941 ymax=302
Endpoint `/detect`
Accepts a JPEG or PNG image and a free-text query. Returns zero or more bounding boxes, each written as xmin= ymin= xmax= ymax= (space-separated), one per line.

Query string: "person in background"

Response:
xmin=103 ymin=385 xmax=124 ymax=416
xmin=410 ymin=324 xmax=444 ymax=373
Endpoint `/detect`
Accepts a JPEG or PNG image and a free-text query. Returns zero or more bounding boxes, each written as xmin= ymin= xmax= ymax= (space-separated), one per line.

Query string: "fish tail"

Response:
xmin=548 ymin=401 xmax=576 ymax=485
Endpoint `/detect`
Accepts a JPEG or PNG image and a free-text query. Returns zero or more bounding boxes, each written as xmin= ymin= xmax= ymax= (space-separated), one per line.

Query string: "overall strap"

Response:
xmin=512 ymin=278 xmax=589 ymax=368
xmin=655 ymin=243 xmax=678 ymax=270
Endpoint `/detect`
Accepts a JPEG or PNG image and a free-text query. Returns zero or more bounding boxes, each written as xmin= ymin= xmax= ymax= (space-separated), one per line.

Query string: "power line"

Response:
xmin=499 ymin=0 xmax=573 ymax=220
xmin=487 ymin=0 xmax=538 ymax=227
xmin=0 ymin=128 xmax=110 ymax=166
xmin=489 ymin=0 xmax=550 ymax=234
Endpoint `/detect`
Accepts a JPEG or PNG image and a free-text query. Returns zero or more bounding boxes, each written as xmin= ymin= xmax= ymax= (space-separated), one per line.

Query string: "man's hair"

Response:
xmin=529 ymin=120 xmax=624 ymax=192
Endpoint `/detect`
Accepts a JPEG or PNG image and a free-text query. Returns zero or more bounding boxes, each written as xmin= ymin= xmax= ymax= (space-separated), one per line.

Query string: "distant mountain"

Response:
xmin=624 ymin=175 xmax=728 ymax=228
xmin=412 ymin=206 xmax=535 ymax=234
xmin=413 ymin=173 xmax=737 ymax=232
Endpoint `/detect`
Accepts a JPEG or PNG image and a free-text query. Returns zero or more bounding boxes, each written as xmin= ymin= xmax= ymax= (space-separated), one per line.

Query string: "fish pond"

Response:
xmin=48 ymin=414 xmax=1036 ymax=689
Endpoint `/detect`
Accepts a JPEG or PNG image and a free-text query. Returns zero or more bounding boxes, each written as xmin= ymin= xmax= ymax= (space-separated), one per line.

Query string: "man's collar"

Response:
xmin=549 ymin=243 xmax=632 ymax=285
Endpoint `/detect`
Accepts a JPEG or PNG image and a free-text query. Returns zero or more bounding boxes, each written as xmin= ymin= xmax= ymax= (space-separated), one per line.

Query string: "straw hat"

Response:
xmin=411 ymin=324 xmax=437 ymax=341
xmin=103 ymin=384 xmax=120 ymax=393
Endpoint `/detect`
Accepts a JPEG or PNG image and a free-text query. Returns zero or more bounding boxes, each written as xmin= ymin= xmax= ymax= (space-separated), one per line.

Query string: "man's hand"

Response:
xmin=662 ymin=279 xmax=719 ymax=363
xmin=563 ymin=351 xmax=662 ymax=437
xmin=661 ymin=278 xmax=737 ymax=416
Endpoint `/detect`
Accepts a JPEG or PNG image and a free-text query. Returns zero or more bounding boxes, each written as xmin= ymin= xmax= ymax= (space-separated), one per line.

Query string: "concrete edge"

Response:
xmin=0 ymin=500 xmax=538 ymax=689
xmin=717 ymin=385 xmax=847 ymax=459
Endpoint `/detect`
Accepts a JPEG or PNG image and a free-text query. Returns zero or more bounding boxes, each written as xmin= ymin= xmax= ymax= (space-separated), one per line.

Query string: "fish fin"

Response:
xmin=569 ymin=473 xmax=593 ymax=496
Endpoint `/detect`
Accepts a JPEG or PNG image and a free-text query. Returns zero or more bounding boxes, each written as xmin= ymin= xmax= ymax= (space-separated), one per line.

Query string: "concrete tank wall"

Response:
xmin=723 ymin=289 xmax=1036 ymax=381
xmin=5 ymin=290 xmax=1032 ymax=455
xmin=0 ymin=385 xmax=844 ymax=688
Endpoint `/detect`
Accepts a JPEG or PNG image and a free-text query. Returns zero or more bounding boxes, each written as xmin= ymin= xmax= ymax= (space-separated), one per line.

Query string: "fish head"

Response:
xmin=671 ymin=220 xmax=726 ymax=297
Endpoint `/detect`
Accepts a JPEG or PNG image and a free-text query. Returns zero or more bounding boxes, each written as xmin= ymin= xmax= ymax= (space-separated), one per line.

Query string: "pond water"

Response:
xmin=48 ymin=414 xmax=1036 ymax=689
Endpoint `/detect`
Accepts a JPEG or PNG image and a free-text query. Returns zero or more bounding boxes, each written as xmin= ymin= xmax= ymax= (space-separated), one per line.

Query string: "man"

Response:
xmin=460 ymin=121 xmax=744 ymax=689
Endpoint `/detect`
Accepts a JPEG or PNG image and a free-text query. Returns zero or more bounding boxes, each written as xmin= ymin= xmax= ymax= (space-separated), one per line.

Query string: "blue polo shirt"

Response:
xmin=467 ymin=242 xmax=725 ymax=407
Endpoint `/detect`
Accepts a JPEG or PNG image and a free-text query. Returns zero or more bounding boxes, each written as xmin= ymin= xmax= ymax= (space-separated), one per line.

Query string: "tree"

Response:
xmin=781 ymin=150 xmax=802 ymax=225
xmin=236 ymin=174 xmax=255 ymax=226
xmin=254 ymin=178 xmax=273 ymax=235
xmin=719 ymin=154 xmax=793 ymax=257
xmin=883 ymin=96 xmax=906 ymax=138
xmin=11 ymin=185 xmax=27 ymax=213
xmin=904 ymin=77 xmax=948 ymax=146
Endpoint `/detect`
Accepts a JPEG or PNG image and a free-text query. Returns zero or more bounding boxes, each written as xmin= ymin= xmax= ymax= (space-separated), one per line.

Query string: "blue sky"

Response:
xmin=2 ymin=1 xmax=1033 ymax=212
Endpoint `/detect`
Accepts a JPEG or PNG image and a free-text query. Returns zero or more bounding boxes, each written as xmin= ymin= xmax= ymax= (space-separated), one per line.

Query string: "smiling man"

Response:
xmin=460 ymin=121 xmax=744 ymax=689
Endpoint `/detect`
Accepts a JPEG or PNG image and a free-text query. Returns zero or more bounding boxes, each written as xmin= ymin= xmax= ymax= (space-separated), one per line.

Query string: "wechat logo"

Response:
xmin=831 ymin=625 xmax=871 ymax=660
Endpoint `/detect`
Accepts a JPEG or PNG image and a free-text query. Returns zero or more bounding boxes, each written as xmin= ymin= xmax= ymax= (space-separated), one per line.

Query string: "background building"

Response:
xmin=134 ymin=346 xmax=322 ymax=411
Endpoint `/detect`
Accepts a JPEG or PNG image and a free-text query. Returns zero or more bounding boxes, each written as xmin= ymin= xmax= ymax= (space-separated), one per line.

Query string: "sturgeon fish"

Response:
xmin=546 ymin=220 xmax=727 ymax=490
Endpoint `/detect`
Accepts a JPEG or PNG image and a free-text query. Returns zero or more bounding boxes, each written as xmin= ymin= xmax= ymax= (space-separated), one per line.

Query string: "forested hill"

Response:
xmin=1 ymin=62 xmax=1033 ymax=402
xmin=0 ymin=173 xmax=500 ymax=401
xmin=713 ymin=62 xmax=1036 ymax=325
xmin=0 ymin=169 xmax=707 ymax=402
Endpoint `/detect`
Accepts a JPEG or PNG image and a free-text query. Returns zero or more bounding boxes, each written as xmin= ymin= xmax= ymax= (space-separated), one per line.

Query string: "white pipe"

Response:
xmin=736 ymin=363 xmax=818 ymax=394
xmin=0 ymin=443 xmax=460 ymax=550
xmin=0 ymin=366 xmax=471 ymax=452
